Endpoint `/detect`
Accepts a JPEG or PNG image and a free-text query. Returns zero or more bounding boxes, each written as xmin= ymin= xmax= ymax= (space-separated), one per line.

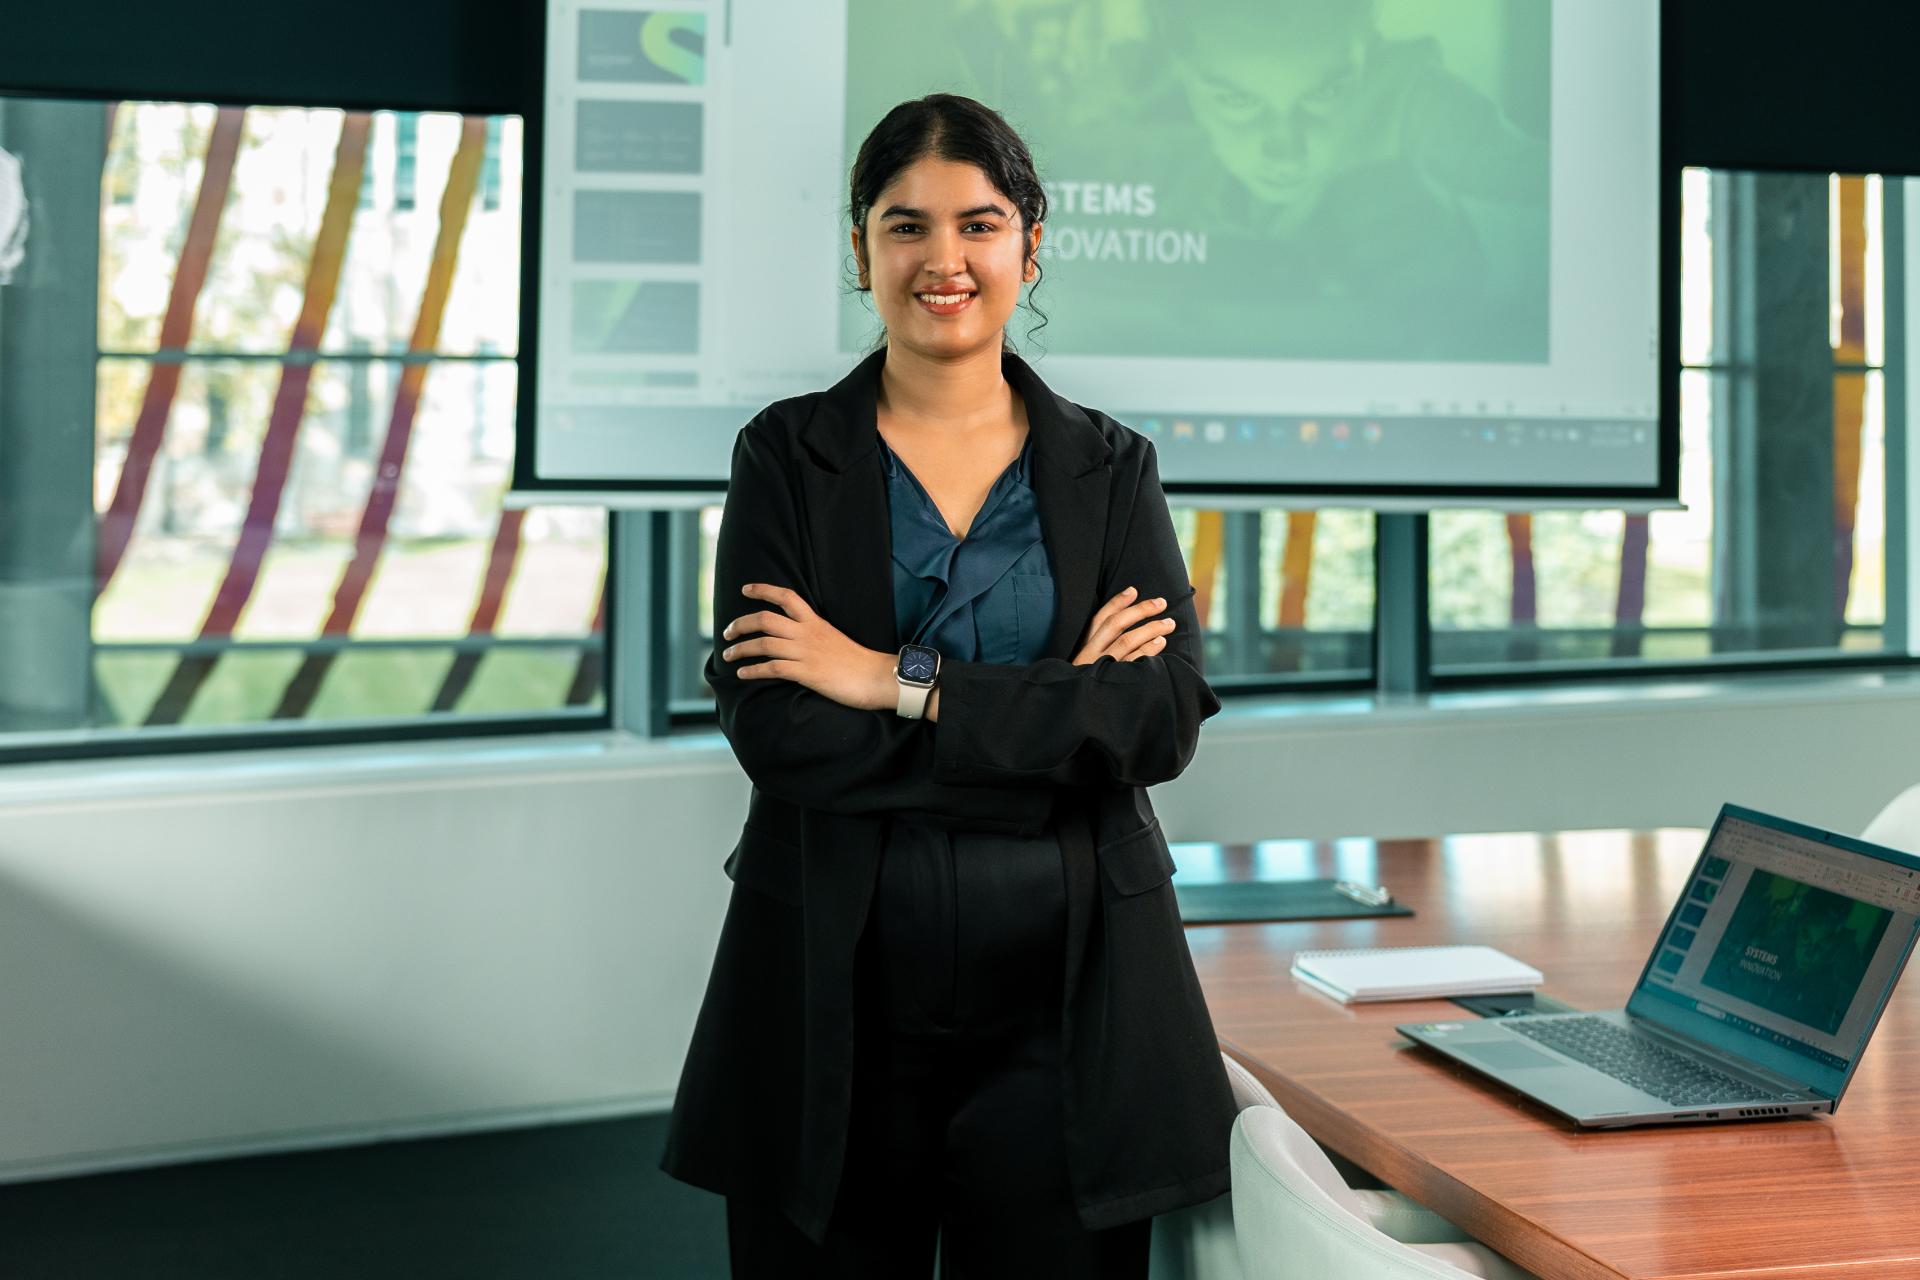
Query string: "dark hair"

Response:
xmin=1149 ymin=0 xmax=1376 ymax=48
xmin=846 ymin=94 xmax=1049 ymax=352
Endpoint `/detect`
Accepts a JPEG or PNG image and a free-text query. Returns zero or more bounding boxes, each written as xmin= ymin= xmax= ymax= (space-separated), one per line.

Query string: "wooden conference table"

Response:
xmin=1177 ymin=830 xmax=1920 ymax=1280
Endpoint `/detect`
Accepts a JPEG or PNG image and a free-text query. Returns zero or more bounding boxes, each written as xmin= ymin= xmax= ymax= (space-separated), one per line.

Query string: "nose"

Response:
xmin=920 ymin=225 xmax=966 ymax=280
xmin=1260 ymin=111 xmax=1307 ymax=165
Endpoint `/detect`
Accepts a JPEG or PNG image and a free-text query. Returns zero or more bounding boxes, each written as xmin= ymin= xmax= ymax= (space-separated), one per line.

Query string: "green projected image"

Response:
xmin=1701 ymin=872 xmax=1893 ymax=1036
xmin=842 ymin=0 xmax=1551 ymax=362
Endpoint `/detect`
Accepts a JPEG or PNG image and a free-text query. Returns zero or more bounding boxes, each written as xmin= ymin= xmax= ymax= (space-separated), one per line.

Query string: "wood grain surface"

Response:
xmin=1177 ymin=831 xmax=1920 ymax=1280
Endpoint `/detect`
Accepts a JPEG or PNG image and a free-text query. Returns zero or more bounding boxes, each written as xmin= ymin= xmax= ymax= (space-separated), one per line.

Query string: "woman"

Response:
xmin=660 ymin=94 xmax=1236 ymax=1277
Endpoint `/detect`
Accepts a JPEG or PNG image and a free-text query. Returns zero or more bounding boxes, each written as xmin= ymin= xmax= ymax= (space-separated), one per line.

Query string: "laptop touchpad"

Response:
xmin=1455 ymin=1042 xmax=1564 ymax=1071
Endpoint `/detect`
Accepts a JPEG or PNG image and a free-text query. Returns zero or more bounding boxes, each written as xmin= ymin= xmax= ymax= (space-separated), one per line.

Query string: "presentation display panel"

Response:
xmin=529 ymin=0 xmax=1666 ymax=499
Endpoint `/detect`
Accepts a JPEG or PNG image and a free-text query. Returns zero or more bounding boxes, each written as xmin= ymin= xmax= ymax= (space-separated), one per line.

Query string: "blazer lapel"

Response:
xmin=1004 ymin=353 xmax=1111 ymax=660
xmin=796 ymin=348 xmax=898 ymax=652
xmin=795 ymin=347 xmax=1112 ymax=660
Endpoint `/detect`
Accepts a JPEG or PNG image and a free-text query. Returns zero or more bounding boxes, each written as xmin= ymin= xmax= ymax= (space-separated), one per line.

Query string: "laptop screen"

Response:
xmin=1626 ymin=805 xmax=1920 ymax=1101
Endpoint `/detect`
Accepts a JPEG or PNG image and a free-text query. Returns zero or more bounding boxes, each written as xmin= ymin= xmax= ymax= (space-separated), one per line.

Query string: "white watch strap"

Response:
xmin=896 ymin=677 xmax=934 ymax=719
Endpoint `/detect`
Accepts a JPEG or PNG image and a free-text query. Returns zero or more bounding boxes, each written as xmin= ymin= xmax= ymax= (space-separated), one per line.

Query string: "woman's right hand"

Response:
xmin=1071 ymin=586 xmax=1176 ymax=665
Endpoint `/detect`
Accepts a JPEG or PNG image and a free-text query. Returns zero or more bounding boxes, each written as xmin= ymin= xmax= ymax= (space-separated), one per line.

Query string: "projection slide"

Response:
xmin=534 ymin=0 xmax=1660 ymax=494
xmin=1700 ymin=871 xmax=1894 ymax=1037
xmin=842 ymin=0 xmax=1549 ymax=363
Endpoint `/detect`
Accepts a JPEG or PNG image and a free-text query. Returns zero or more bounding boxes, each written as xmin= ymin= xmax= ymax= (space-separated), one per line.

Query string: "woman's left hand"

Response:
xmin=720 ymin=583 xmax=898 ymax=712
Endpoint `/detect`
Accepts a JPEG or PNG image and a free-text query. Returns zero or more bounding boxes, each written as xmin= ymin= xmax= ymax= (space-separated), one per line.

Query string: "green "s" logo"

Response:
xmin=640 ymin=13 xmax=706 ymax=85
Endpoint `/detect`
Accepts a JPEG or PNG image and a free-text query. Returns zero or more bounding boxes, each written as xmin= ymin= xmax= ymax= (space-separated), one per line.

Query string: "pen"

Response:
xmin=1333 ymin=880 xmax=1393 ymax=907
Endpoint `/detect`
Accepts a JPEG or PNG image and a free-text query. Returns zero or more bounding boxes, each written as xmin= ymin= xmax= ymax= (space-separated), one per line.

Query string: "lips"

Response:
xmin=1251 ymin=168 xmax=1310 ymax=200
xmin=914 ymin=290 xmax=976 ymax=315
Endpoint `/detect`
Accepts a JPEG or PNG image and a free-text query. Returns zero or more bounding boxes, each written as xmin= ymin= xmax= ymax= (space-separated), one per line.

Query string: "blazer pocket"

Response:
xmin=723 ymin=821 xmax=803 ymax=906
xmin=1096 ymin=817 xmax=1177 ymax=897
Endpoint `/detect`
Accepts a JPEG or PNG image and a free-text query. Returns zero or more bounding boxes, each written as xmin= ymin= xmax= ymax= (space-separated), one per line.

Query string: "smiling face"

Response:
xmin=1174 ymin=8 xmax=1371 ymax=232
xmin=852 ymin=154 xmax=1041 ymax=361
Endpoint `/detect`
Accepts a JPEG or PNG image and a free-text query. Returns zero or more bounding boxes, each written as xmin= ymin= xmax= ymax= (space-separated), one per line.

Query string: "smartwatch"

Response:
xmin=895 ymin=643 xmax=940 ymax=718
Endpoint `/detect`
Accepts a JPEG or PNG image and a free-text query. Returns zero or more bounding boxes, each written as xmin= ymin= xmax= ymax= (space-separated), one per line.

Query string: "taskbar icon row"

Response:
xmin=1134 ymin=415 xmax=1652 ymax=451
xmin=1135 ymin=417 xmax=1384 ymax=448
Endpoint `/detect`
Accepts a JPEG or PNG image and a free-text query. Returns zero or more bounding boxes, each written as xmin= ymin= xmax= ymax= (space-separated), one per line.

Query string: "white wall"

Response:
xmin=2 ymin=673 xmax=1917 ymax=1184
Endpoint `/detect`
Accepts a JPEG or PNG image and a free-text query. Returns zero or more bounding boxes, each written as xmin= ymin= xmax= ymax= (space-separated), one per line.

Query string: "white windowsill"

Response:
xmin=2 ymin=666 xmax=1917 ymax=810
xmin=1208 ymin=665 xmax=1920 ymax=730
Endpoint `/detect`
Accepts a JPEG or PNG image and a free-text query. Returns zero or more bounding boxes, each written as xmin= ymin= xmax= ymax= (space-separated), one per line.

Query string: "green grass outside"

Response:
xmin=89 ymin=537 xmax=605 ymax=727
xmin=95 ymin=647 xmax=602 ymax=728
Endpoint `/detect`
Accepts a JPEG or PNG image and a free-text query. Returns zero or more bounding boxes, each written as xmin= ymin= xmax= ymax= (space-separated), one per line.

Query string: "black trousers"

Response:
xmin=726 ymin=820 xmax=1152 ymax=1279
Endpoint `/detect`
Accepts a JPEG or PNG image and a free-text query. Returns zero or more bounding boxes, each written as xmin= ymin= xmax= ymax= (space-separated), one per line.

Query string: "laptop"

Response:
xmin=1398 ymin=804 xmax=1920 ymax=1127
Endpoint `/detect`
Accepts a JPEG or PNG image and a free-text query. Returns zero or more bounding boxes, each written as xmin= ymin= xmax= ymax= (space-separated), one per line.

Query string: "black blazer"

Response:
xmin=660 ymin=347 xmax=1237 ymax=1241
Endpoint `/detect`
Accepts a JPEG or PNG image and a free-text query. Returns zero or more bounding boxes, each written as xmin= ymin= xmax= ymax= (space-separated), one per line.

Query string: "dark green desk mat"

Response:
xmin=1173 ymin=877 xmax=1415 ymax=924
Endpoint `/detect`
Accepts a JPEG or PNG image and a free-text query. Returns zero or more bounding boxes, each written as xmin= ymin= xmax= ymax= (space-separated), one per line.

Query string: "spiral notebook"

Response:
xmin=1290 ymin=945 xmax=1543 ymax=1004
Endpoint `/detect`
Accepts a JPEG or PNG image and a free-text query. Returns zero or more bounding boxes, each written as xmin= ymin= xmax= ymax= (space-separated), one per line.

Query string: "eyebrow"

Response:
xmin=878 ymin=203 xmax=1012 ymax=221
xmin=1208 ymin=57 xmax=1358 ymax=108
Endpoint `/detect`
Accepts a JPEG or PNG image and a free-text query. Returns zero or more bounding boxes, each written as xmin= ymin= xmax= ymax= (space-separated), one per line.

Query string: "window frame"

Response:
xmin=653 ymin=168 xmax=1918 ymax=730
xmin=1420 ymin=167 xmax=1914 ymax=693
xmin=9 ymin=107 xmax=1920 ymax=763
xmin=0 ymin=91 xmax=613 ymax=766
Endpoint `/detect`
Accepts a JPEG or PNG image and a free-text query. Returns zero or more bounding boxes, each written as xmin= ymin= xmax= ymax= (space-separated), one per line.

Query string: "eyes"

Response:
xmin=1198 ymin=69 xmax=1357 ymax=122
xmin=1202 ymin=84 xmax=1264 ymax=124
xmin=887 ymin=221 xmax=1000 ymax=237
xmin=1300 ymin=71 xmax=1357 ymax=117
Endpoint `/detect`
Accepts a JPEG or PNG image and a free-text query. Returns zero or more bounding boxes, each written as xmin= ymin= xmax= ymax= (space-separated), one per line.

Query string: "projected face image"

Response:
xmin=1700 ymin=870 xmax=1894 ymax=1037
xmin=1173 ymin=10 xmax=1369 ymax=233
xmin=852 ymin=155 xmax=1042 ymax=360
xmin=843 ymin=0 xmax=1554 ymax=361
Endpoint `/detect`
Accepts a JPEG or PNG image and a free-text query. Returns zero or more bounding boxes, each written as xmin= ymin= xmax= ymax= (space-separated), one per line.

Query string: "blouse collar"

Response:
xmin=798 ymin=346 xmax=1109 ymax=478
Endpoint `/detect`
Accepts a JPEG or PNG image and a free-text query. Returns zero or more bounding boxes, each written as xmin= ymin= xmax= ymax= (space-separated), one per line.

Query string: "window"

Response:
xmin=11 ymin=94 xmax=1908 ymax=761
xmin=0 ymin=95 xmax=606 ymax=759
xmin=665 ymin=168 xmax=1910 ymax=718
xmin=1172 ymin=507 xmax=1374 ymax=689
xmin=665 ymin=497 xmax=1375 ymax=723
xmin=1430 ymin=168 xmax=1907 ymax=676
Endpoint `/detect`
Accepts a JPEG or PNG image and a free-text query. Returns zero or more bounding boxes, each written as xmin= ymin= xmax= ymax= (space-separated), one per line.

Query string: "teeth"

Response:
xmin=918 ymin=293 xmax=971 ymax=304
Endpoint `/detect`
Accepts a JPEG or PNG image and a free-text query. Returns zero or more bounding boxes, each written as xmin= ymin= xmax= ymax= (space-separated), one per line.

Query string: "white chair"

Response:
xmin=1230 ymin=1105 xmax=1537 ymax=1280
xmin=1863 ymin=783 xmax=1920 ymax=855
xmin=1150 ymin=1055 xmax=1478 ymax=1279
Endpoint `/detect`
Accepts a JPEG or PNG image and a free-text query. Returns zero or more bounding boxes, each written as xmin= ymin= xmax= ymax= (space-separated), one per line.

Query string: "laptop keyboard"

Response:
xmin=1507 ymin=1017 xmax=1783 ymax=1107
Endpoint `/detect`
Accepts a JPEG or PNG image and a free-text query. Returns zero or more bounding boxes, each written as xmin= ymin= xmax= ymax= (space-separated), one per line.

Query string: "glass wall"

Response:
xmin=667 ymin=169 xmax=1908 ymax=709
xmin=5 ymin=100 xmax=1910 ymax=760
xmin=1177 ymin=507 xmax=1375 ymax=687
xmin=664 ymin=501 xmax=1376 ymax=721
xmin=0 ymin=95 xmax=608 ymax=756
xmin=1430 ymin=168 xmax=1905 ymax=675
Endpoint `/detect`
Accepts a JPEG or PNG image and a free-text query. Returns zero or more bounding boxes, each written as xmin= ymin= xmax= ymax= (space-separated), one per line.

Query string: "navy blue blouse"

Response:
xmin=874 ymin=431 xmax=1067 ymax=1008
xmin=880 ymin=433 xmax=1056 ymax=665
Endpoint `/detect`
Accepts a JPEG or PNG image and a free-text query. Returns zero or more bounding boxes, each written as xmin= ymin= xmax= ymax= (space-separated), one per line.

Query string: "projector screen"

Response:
xmin=526 ymin=0 xmax=1669 ymax=502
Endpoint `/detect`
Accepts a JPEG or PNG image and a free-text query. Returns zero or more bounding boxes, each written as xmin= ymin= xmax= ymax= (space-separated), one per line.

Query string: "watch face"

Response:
xmin=898 ymin=645 xmax=939 ymax=684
